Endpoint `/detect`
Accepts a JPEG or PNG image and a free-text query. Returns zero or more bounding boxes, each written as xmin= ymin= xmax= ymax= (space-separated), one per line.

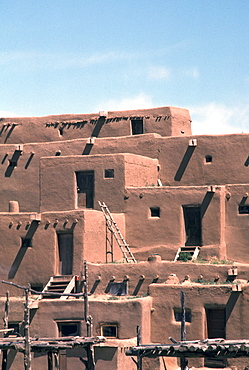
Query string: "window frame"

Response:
xmin=101 ymin=324 xmax=118 ymax=338
xmin=57 ymin=321 xmax=81 ymax=337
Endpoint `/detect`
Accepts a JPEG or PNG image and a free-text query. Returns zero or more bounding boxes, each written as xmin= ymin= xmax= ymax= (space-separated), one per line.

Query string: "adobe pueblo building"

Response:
xmin=0 ymin=106 xmax=249 ymax=369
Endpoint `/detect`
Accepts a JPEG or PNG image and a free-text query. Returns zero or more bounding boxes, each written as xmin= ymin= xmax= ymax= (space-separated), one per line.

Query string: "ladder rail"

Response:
xmin=98 ymin=201 xmax=137 ymax=263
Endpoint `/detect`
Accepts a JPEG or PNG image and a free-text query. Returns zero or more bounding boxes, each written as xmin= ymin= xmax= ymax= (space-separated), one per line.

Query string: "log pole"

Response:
xmin=1 ymin=291 xmax=9 ymax=370
xmin=180 ymin=291 xmax=187 ymax=370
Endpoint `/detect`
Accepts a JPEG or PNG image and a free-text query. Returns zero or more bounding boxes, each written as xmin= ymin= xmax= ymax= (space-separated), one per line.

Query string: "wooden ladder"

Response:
xmin=39 ymin=276 xmax=76 ymax=300
xmin=174 ymin=246 xmax=200 ymax=262
xmin=98 ymin=201 xmax=137 ymax=263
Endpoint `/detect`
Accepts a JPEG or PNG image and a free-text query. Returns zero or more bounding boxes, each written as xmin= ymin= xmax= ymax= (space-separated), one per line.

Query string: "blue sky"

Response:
xmin=1 ymin=0 xmax=249 ymax=134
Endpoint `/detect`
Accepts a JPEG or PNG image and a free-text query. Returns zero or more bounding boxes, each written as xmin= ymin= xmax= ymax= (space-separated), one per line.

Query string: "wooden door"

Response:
xmin=183 ymin=206 xmax=202 ymax=246
xmin=57 ymin=232 xmax=73 ymax=275
xmin=205 ymin=308 xmax=226 ymax=367
xmin=76 ymin=171 xmax=94 ymax=208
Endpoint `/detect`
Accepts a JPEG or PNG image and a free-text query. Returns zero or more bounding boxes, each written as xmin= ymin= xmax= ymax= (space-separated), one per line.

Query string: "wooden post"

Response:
xmin=181 ymin=291 xmax=186 ymax=341
xmin=180 ymin=291 xmax=187 ymax=370
xmin=24 ymin=288 xmax=31 ymax=370
xmin=84 ymin=261 xmax=92 ymax=337
xmin=137 ymin=326 xmax=142 ymax=370
xmin=47 ymin=352 xmax=53 ymax=370
xmin=83 ymin=261 xmax=95 ymax=369
xmin=1 ymin=291 xmax=9 ymax=370
xmin=54 ymin=352 xmax=59 ymax=370
xmin=85 ymin=345 xmax=95 ymax=370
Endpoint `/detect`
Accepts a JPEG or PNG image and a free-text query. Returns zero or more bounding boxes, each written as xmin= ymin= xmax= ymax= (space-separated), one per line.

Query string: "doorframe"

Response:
xmin=182 ymin=204 xmax=202 ymax=247
xmin=75 ymin=170 xmax=95 ymax=209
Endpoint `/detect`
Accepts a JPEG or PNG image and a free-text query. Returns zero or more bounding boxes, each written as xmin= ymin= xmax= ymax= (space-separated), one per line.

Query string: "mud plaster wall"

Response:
xmin=225 ymin=184 xmax=249 ymax=262
xmin=87 ymin=260 xmax=241 ymax=296
xmin=0 ymin=209 xmax=114 ymax=295
xmin=89 ymin=297 xmax=152 ymax=342
xmin=40 ymin=154 xmax=158 ymax=213
xmin=0 ymin=134 xmax=248 ymax=213
xmin=92 ymin=134 xmax=249 ymax=186
xmin=0 ymin=107 xmax=191 ymax=144
xmin=123 ymin=186 xmax=226 ymax=257
xmin=148 ymin=284 xmax=249 ymax=368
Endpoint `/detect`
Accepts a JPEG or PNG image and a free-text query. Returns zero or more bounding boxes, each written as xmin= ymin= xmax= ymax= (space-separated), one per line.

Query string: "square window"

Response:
xmin=104 ymin=169 xmax=114 ymax=178
xmin=205 ymin=155 xmax=212 ymax=163
xmin=150 ymin=207 xmax=160 ymax=217
xmin=101 ymin=325 xmax=118 ymax=338
xmin=174 ymin=308 xmax=191 ymax=323
xmin=8 ymin=322 xmax=20 ymax=336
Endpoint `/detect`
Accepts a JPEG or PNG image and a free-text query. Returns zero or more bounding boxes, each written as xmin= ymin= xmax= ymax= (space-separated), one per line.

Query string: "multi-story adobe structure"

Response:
xmin=0 ymin=106 xmax=248 ymax=369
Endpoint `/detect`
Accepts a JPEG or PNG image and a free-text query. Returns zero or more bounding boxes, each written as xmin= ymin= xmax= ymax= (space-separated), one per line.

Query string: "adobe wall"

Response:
xmin=0 ymin=106 xmax=191 ymax=144
xmin=0 ymin=297 xmax=148 ymax=370
xmin=225 ymin=184 xmax=249 ymax=262
xmin=0 ymin=133 xmax=248 ymax=213
xmin=40 ymin=153 xmax=158 ymax=213
xmin=148 ymin=283 xmax=249 ymax=368
xmin=87 ymin=260 xmax=249 ymax=297
xmin=92 ymin=134 xmax=249 ymax=186
xmin=0 ymin=209 xmax=118 ymax=295
xmin=123 ymin=185 xmax=226 ymax=259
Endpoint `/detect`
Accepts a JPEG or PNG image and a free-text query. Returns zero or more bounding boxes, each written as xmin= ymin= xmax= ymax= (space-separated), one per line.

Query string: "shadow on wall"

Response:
xmin=0 ymin=123 xmax=18 ymax=143
xmin=200 ymin=191 xmax=215 ymax=218
xmin=174 ymin=145 xmax=196 ymax=181
xmin=82 ymin=117 xmax=105 ymax=155
xmin=5 ymin=149 xmax=23 ymax=177
xmin=226 ymin=291 xmax=241 ymax=323
xmin=8 ymin=220 xmax=40 ymax=279
xmin=244 ymin=156 xmax=249 ymax=166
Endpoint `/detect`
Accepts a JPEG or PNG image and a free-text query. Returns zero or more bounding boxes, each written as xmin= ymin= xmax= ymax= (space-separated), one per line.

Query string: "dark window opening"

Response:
xmin=174 ymin=308 xmax=191 ymax=323
xmin=205 ymin=155 xmax=212 ymax=163
xmin=109 ymin=281 xmax=128 ymax=296
xmin=58 ymin=322 xmax=80 ymax=337
xmin=21 ymin=237 xmax=32 ymax=248
xmin=101 ymin=325 xmax=118 ymax=338
xmin=131 ymin=119 xmax=143 ymax=135
xmin=239 ymin=205 xmax=249 ymax=214
xmin=8 ymin=322 xmax=20 ymax=336
xmin=150 ymin=207 xmax=160 ymax=217
xmin=104 ymin=169 xmax=114 ymax=178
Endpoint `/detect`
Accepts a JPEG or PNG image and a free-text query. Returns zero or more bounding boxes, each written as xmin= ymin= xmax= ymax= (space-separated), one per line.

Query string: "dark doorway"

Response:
xmin=131 ymin=119 xmax=143 ymax=135
xmin=76 ymin=171 xmax=94 ymax=208
xmin=57 ymin=232 xmax=73 ymax=275
xmin=57 ymin=322 xmax=80 ymax=370
xmin=205 ymin=308 xmax=226 ymax=367
xmin=183 ymin=206 xmax=202 ymax=246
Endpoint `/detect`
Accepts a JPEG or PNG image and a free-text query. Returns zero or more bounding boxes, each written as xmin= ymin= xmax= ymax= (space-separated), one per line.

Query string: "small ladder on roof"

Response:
xmin=98 ymin=201 xmax=137 ymax=263
xmin=39 ymin=276 xmax=76 ymax=300
xmin=174 ymin=246 xmax=200 ymax=262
